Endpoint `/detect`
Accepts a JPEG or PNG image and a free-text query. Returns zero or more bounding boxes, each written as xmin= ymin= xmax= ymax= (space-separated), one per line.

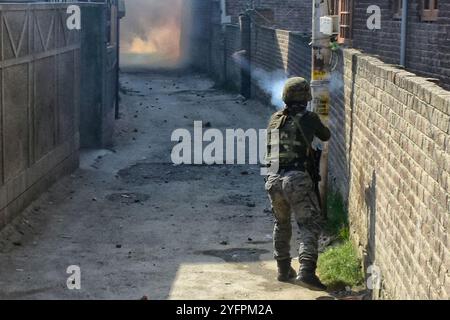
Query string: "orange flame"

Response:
xmin=122 ymin=0 xmax=182 ymax=65
xmin=128 ymin=21 xmax=181 ymax=61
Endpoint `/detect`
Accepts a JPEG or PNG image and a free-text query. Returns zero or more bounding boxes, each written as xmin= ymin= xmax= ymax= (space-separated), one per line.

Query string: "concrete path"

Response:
xmin=0 ymin=70 xmax=329 ymax=300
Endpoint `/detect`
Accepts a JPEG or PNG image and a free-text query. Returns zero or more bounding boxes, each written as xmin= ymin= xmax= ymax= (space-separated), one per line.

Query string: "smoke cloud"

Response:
xmin=252 ymin=68 xmax=287 ymax=109
xmin=120 ymin=0 xmax=184 ymax=67
xmin=329 ymin=70 xmax=344 ymax=94
xmin=232 ymin=51 xmax=287 ymax=109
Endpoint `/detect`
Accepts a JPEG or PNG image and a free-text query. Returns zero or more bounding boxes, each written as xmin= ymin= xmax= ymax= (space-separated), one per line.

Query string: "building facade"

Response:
xmin=332 ymin=0 xmax=450 ymax=90
xmin=224 ymin=0 xmax=312 ymax=33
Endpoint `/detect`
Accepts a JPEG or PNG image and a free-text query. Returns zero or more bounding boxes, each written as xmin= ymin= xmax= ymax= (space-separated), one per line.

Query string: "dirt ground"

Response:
xmin=0 ymin=70 xmax=331 ymax=300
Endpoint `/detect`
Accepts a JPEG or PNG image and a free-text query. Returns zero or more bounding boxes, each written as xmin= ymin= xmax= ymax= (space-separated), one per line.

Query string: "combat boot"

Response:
xmin=296 ymin=261 xmax=327 ymax=291
xmin=277 ymin=259 xmax=297 ymax=282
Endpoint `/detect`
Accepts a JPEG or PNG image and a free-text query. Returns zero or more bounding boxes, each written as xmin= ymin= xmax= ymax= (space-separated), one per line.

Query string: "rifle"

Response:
xmin=292 ymin=115 xmax=326 ymax=219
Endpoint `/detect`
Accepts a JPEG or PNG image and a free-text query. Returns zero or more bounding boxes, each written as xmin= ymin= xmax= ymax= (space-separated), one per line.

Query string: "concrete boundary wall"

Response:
xmin=329 ymin=48 xmax=450 ymax=299
xmin=80 ymin=3 xmax=119 ymax=148
xmin=184 ymin=0 xmax=212 ymax=73
xmin=224 ymin=24 xmax=241 ymax=91
xmin=0 ymin=4 xmax=80 ymax=230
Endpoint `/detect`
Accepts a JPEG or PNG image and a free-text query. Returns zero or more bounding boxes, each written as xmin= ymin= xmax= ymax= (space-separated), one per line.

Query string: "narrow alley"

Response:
xmin=0 ymin=70 xmax=326 ymax=300
xmin=0 ymin=0 xmax=448 ymax=302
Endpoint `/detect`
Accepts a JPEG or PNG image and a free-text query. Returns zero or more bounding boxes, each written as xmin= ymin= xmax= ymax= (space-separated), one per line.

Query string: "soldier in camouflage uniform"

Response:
xmin=265 ymin=77 xmax=331 ymax=291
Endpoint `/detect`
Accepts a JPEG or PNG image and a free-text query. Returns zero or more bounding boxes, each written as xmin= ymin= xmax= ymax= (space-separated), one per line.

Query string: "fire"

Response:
xmin=127 ymin=22 xmax=181 ymax=61
xmin=129 ymin=38 xmax=157 ymax=54
xmin=121 ymin=0 xmax=183 ymax=66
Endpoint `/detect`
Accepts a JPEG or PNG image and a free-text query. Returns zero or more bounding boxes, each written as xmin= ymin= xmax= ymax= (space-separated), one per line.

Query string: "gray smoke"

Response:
xmin=232 ymin=50 xmax=287 ymax=109
xmin=328 ymin=70 xmax=344 ymax=94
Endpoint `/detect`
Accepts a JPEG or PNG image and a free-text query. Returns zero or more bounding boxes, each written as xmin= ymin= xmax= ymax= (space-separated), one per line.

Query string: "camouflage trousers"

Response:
xmin=265 ymin=170 xmax=324 ymax=264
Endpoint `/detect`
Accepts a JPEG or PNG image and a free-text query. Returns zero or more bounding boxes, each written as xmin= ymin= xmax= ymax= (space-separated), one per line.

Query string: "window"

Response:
xmin=337 ymin=0 xmax=352 ymax=44
xmin=326 ymin=0 xmax=352 ymax=44
xmin=330 ymin=0 xmax=340 ymax=15
xmin=392 ymin=0 xmax=402 ymax=19
xmin=421 ymin=0 xmax=439 ymax=22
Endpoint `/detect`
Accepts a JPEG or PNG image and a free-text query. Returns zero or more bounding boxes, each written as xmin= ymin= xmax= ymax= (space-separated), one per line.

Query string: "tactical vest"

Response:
xmin=266 ymin=111 xmax=309 ymax=168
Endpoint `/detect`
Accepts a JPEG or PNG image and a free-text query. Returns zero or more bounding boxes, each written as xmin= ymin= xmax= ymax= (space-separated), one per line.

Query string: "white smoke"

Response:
xmin=232 ymin=50 xmax=287 ymax=109
xmin=252 ymin=69 xmax=287 ymax=109
xmin=329 ymin=70 xmax=344 ymax=94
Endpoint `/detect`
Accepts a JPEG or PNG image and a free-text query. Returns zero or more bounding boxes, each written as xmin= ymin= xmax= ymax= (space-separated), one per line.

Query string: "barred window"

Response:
xmin=337 ymin=0 xmax=352 ymax=44
xmin=421 ymin=0 xmax=439 ymax=22
xmin=330 ymin=0 xmax=340 ymax=15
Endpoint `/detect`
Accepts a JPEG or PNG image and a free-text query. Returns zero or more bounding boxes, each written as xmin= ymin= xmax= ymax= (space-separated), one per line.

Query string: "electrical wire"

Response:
xmin=329 ymin=51 xmax=339 ymax=71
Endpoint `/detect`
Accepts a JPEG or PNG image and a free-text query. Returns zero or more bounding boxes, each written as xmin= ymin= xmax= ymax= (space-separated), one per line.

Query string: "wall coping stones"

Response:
xmin=343 ymin=48 xmax=450 ymax=113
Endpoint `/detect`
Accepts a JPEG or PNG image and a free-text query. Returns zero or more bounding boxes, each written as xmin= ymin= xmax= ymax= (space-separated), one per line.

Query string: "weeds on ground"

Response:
xmin=317 ymin=192 xmax=364 ymax=290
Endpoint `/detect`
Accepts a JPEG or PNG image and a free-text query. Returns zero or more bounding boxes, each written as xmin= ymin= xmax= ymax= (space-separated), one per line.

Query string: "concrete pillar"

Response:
xmin=311 ymin=0 xmax=331 ymax=217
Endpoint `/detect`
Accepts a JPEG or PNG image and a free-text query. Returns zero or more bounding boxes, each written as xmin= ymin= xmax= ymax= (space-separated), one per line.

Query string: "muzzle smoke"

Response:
xmin=232 ymin=50 xmax=287 ymax=109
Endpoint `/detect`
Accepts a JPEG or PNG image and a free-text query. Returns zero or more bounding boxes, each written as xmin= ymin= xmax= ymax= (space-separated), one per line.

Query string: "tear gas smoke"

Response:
xmin=232 ymin=51 xmax=287 ymax=109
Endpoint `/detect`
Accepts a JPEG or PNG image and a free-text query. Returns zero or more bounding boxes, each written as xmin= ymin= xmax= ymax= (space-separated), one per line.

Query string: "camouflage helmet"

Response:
xmin=282 ymin=77 xmax=312 ymax=104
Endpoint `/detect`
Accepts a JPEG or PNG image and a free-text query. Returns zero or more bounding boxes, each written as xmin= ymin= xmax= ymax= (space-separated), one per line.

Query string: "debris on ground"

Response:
xmin=0 ymin=71 xmax=325 ymax=300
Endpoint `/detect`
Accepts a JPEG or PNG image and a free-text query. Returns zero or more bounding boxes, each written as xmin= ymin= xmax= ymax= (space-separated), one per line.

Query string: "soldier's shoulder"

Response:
xmin=271 ymin=110 xmax=284 ymax=117
xmin=268 ymin=110 xmax=285 ymax=129
xmin=303 ymin=111 xmax=321 ymax=123
xmin=305 ymin=110 xmax=320 ymax=118
xmin=269 ymin=110 xmax=284 ymax=121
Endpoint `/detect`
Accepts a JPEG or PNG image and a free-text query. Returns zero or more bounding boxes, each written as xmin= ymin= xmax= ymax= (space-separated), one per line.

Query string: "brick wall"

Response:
xmin=250 ymin=25 xmax=311 ymax=103
xmin=329 ymin=48 xmax=450 ymax=300
xmin=206 ymin=22 xmax=311 ymax=105
xmin=225 ymin=0 xmax=312 ymax=32
xmin=352 ymin=0 xmax=450 ymax=90
xmin=252 ymin=26 xmax=311 ymax=79
xmin=208 ymin=23 xmax=312 ymax=104
xmin=190 ymin=0 xmax=312 ymax=103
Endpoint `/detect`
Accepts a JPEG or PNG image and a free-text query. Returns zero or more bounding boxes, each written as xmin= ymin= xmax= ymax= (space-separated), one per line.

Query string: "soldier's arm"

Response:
xmin=313 ymin=113 xmax=331 ymax=142
xmin=265 ymin=116 xmax=275 ymax=165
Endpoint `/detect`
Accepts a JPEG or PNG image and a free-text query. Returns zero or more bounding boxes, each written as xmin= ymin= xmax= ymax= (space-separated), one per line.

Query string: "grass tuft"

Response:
xmin=317 ymin=191 xmax=364 ymax=290
xmin=317 ymin=240 xmax=364 ymax=289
